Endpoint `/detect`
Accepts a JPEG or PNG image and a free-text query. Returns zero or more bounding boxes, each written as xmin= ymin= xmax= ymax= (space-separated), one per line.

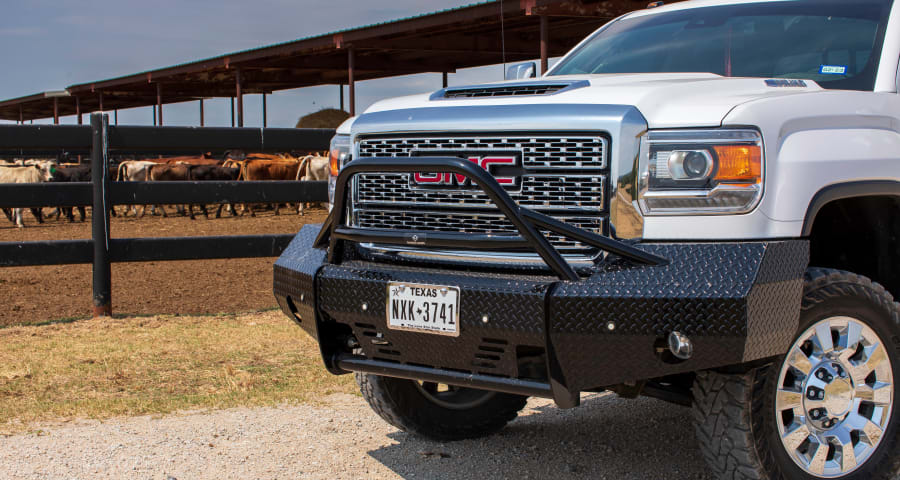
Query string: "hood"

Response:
xmin=363 ymin=73 xmax=823 ymax=129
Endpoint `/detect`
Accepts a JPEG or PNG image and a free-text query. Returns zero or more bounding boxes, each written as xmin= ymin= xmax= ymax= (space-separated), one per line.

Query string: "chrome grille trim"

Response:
xmin=358 ymin=135 xmax=607 ymax=170
xmin=353 ymin=209 xmax=605 ymax=251
xmin=356 ymin=173 xmax=606 ymax=211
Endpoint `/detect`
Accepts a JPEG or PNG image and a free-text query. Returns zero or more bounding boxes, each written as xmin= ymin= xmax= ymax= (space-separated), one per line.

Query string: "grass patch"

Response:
xmin=0 ymin=311 xmax=356 ymax=434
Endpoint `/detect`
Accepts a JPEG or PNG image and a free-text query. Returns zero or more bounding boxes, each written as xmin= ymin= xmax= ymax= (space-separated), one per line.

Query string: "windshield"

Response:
xmin=550 ymin=0 xmax=892 ymax=91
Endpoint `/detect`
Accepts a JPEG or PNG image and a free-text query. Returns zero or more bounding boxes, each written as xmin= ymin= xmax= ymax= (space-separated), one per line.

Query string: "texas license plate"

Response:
xmin=386 ymin=282 xmax=460 ymax=336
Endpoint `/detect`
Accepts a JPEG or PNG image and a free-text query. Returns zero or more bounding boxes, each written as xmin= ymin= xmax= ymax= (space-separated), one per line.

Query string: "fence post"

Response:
xmin=91 ymin=113 xmax=112 ymax=317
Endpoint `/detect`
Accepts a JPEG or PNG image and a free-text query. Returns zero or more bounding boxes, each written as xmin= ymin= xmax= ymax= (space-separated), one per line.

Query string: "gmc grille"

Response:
xmin=352 ymin=134 xmax=610 ymax=254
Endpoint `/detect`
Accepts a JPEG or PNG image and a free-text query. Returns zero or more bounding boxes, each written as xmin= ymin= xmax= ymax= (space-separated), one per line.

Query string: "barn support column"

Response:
xmin=152 ymin=105 xmax=157 ymax=126
xmin=230 ymin=98 xmax=235 ymax=127
xmin=199 ymin=98 xmax=205 ymax=127
xmin=76 ymin=97 xmax=82 ymax=125
xmin=540 ymin=15 xmax=549 ymax=75
xmin=114 ymin=109 xmax=118 ymax=125
xmin=99 ymin=92 xmax=104 ymax=112
xmin=156 ymin=83 xmax=163 ymax=126
xmin=348 ymin=48 xmax=356 ymax=116
xmin=339 ymin=84 xmax=344 ymax=111
xmin=53 ymin=97 xmax=59 ymax=125
xmin=235 ymin=68 xmax=244 ymax=127
xmin=18 ymin=105 xmax=23 ymax=125
xmin=262 ymin=93 xmax=267 ymax=128
xmin=442 ymin=72 xmax=448 ymax=88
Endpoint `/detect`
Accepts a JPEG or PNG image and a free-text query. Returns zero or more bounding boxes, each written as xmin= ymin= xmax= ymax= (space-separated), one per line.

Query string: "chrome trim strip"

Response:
xmin=610 ymin=107 xmax=648 ymax=239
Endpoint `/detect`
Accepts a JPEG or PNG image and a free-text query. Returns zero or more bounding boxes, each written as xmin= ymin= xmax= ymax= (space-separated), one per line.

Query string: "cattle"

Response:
xmin=50 ymin=166 xmax=90 ymax=222
xmin=23 ymin=158 xmax=58 ymax=169
xmin=140 ymin=164 xmax=201 ymax=219
xmin=0 ymin=164 xmax=54 ymax=228
xmin=296 ymin=155 xmax=330 ymax=215
xmin=239 ymin=159 xmax=301 ymax=216
xmin=116 ymin=160 xmax=160 ymax=216
xmin=165 ymin=154 xmax=221 ymax=166
xmin=188 ymin=165 xmax=240 ymax=218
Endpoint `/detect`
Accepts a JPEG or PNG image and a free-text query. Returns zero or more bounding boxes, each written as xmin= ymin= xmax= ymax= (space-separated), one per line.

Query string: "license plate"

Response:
xmin=387 ymin=282 xmax=460 ymax=336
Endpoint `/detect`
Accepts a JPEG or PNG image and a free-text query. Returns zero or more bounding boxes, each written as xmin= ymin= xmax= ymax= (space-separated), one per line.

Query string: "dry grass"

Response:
xmin=295 ymin=108 xmax=350 ymax=128
xmin=0 ymin=310 xmax=356 ymax=434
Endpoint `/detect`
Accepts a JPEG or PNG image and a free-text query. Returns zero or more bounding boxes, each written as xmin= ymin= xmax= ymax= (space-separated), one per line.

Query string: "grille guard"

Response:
xmin=314 ymin=157 xmax=667 ymax=280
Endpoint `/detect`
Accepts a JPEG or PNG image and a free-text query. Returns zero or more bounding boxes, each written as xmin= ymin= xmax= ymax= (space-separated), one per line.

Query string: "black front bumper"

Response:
xmin=275 ymin=224 xmax=808 ymax=407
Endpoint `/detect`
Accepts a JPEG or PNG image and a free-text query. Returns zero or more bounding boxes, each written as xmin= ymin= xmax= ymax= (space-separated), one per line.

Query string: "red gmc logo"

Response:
xmin=411 ymin=155 xmax=520 ymax=189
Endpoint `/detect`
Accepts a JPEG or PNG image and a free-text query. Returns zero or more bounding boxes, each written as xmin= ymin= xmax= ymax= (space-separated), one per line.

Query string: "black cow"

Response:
xmin=189 ymin=165 xmax=241 ymax=218
xmin=51 ymin=166 xmax=90 ymax=222
xmin=50 ymin=166 xmax=119 ymax=221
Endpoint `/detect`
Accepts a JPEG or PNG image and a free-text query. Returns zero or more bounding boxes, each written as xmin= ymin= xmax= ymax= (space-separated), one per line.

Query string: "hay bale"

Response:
xmin=296 ymin=109 xmax=351 ymax=129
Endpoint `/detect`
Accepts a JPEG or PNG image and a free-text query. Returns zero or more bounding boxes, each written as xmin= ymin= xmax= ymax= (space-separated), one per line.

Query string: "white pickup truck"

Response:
xmin=275 ymin=1 xmax=900 ymax=478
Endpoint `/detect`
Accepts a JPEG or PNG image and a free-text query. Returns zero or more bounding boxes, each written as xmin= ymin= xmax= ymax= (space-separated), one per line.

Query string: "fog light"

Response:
xmin=668 ymin=331 xmax=693 ymax=360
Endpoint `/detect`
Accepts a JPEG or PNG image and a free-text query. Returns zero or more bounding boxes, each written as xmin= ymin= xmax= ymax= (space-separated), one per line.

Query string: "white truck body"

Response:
xmin=337 ymin=0 xmax=900 ymax=242
xmin=291 ymin=3 xmax=900 ymax=478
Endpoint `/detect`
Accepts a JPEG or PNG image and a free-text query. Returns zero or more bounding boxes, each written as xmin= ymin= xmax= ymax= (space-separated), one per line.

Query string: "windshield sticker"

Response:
xmin=765 ymin=79 xmax=808 ymax=88
xmin=819 ymin=65 xmax=848 ymax=75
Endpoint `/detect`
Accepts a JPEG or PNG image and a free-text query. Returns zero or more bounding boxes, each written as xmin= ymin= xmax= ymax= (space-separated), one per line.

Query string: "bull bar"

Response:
xmin=314 ymin=157 xmax=668 ymax=280
xmin=275 ymin=157 xmax=809 ymax=408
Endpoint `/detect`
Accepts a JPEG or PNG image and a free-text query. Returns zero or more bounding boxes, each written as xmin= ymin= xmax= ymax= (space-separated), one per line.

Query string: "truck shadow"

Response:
xmin=366 ymin=393 xmax=712 ymax=480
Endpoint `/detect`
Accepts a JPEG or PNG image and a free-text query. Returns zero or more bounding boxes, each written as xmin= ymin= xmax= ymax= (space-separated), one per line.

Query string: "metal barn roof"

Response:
xmin=0 ymin=0 xmax=665 ymax=123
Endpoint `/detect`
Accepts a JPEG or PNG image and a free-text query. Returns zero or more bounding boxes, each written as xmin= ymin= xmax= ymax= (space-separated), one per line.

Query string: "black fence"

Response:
xmin=0 ymin=113 xmax=332 ymax=316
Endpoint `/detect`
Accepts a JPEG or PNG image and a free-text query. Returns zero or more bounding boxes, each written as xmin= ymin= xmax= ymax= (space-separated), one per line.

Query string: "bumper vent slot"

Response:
xmin=443 ymin=84 xmax=568 ymax=98
xmin=433 ymin=81 xmax=588 ymax=99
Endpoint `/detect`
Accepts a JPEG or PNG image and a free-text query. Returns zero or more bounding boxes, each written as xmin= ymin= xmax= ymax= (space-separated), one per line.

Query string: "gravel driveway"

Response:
xmin=0 ymin=392 xmax=712 ymax=480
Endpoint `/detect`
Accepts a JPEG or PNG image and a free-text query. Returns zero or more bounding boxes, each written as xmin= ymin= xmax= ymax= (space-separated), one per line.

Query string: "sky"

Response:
xmin=0 ymin=0 xmax=553 ymax=127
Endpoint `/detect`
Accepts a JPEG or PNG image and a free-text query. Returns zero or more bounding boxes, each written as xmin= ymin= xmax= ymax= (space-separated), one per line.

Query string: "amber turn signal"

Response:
xmin=329 ymin=148 xmax=341 ymax=176
xmin=713 ymin=145 xmax=762 ymax=182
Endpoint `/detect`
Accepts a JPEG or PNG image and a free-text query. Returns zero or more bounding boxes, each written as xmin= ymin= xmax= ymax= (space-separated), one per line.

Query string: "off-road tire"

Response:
xmin=693 ymin=268 xmax=900 ymax=479
xmin=356 ymin=373 xmax=528 ymax=441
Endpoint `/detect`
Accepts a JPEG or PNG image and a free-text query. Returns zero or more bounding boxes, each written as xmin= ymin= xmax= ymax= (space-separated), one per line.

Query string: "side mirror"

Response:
xmin=505 ymin=62 xmax=537 ymax=80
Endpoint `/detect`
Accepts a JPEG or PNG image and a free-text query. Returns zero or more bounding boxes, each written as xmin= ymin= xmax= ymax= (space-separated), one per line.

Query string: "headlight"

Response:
xmin=328 ymin=134 xmax=351 ymax=205
xmin=638 ymin=129 xmax=763 ymax=215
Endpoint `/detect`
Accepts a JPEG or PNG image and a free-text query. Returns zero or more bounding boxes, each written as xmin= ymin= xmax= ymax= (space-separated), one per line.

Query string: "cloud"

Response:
xmin=0 ymin=26 xmax=44 ymax=37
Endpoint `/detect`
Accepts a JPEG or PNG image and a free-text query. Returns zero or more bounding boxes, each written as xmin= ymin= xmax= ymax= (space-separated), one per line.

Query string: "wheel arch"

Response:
xmin=802 ymin=180 xmax=900 ymax=237
xmin=802 ymin=181 xmax=900 ymax=299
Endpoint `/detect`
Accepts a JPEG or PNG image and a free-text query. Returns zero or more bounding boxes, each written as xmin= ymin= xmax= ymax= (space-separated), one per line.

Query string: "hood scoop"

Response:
xmin=432 ymin=80 xmax=588 ymax=100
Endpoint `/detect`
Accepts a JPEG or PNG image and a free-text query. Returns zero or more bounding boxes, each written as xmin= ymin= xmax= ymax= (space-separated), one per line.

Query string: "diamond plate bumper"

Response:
xmin=274 ymin=224 xmax=808 ymax=407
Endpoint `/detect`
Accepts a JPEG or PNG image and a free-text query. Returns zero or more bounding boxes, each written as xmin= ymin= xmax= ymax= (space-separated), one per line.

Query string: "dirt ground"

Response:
xmin=0 ymin=207 xmax=328 ymax=326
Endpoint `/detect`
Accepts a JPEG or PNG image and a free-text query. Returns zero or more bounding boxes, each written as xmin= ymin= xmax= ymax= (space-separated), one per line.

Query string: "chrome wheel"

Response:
xmin=414 ymin=382 xmax=497 ymax=410
xmin=776 ymin=316 xmax=894 ymax=477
